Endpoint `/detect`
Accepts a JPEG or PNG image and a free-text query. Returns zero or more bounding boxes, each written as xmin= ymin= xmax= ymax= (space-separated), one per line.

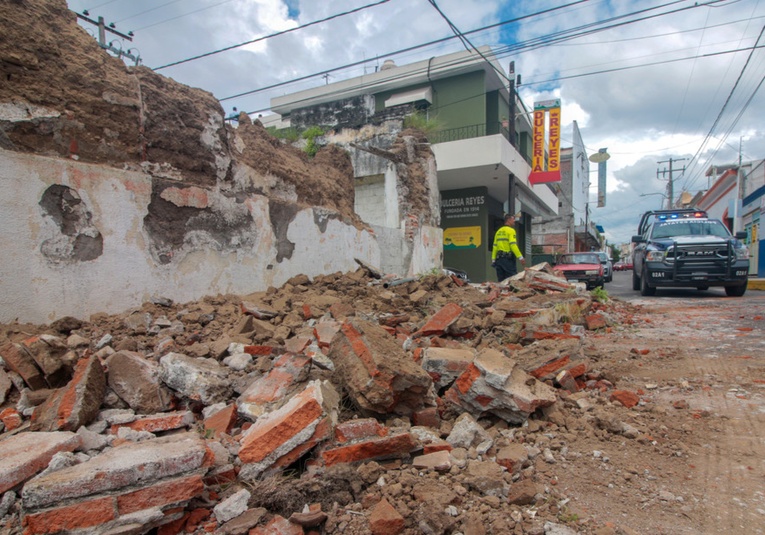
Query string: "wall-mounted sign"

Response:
xmin=529 ymin=99 xmax=562 ymax=185
xmin=444 ymin=226 xmax=481 ymax=249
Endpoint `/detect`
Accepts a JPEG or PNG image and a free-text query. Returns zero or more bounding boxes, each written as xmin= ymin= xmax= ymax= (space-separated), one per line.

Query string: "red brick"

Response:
xmin=117 ymin=474 xmax=204 ymax=515
xmin=243 ymin=345 xmax=280 ymax=356
xmin=239 ymin=355 xmax=311 ymax=405
xmin=585 ymin=314 xmax=607 ymax=330
xmin=23 ymin=496 xmax=114 ymax=534
xmin=1 ymin=342 xmax=45 ymax=390
xmin=422 ymin=439 xmax=452 ymax=455
xmin=329 ymin=302 xmax=355 ymax=320
xmin=30 ymin=355 xmax=105 ymax=432
xmin=454 ymin=363 xmax=481 ymax=395
xmin=204 ymin=403 xmax=237 ymax=438
xmin=314 ymin=320 xmax=341 ymax=348
xmin=527 ymin=355 xmax=570 ymax=380
xmin=111 ymin=410 xmax=195 ymax=434
xmin=565 ymin=361 xmax=587 ymax=378
xmin=369 ymin=498 xmax=404 ymax=535
xmin=322 ymin=433 xmax=416 ymax=467
xmin=414 ymin=303 xmax=463 ymax=337
xmin=0 ymin=407 xmax=22 ymax=431
xmin=239 ymin=382 xmax=328 ymax=464
xmin=284 ymin=335 xmax=312 ymax=354
xmin=335 ymin=418 xmax=388 ymax=443
xmin=610 ymin=390 xmax=640 ymax=408
xmin=411 ymin=407 xmax=440 ymax=428
xmin=272 ymin=416 xmax=333 ymax=470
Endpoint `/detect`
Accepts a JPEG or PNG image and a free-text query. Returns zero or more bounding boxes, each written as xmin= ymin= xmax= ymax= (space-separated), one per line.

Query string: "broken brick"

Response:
xmin=0 ymin=342 xmax=46 ymax=390
xmin=328 ymin=319 xmax=435 ymax=416
xmin=238 ymin=380 xmax=338 ymax=476
xmin=369 ymin=498 xmax=404 ymax=535
xmin=610 ymin=390 xmax=640 ymax=408
xmin=110 ymin=410 xmax=196 ymax=434
xmin=334 ymin=418 xmax=388 ymax=443
xmin=31 ymin=355 xmax=106 ymax=432
xmin=322 ymin=432 xmax=416 ymax=467
xmin=414 ymin=303 xmax=463 ymax=337
xmin=204 ymin=403 xmax=237 ymax=438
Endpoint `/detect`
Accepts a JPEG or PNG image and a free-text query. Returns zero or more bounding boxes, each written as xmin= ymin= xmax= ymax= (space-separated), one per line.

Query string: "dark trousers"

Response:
xmin=495 ymin=255 xmax=517 ymax=282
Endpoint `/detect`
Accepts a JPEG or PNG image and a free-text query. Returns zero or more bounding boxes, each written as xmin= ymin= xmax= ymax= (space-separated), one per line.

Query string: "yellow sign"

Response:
xmin=444 ymin=226 xmax=481 ymax=249
xmin=529 ymin=99 xmax=562 ymax=185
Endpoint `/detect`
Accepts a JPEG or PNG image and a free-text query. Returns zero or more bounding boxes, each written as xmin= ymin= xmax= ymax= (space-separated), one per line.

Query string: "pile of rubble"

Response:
xmin=0 ymin=265 xmax=642 ymax=535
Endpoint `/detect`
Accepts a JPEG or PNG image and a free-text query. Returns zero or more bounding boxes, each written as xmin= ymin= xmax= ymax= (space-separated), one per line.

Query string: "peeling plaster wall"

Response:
xmin=0 ymin=150 xmax=381 ymax=323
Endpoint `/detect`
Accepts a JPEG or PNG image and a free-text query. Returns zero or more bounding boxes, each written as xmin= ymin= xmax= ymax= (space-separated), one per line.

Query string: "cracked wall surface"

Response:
xmin=0 ymin=0 xmax=442 ymax=323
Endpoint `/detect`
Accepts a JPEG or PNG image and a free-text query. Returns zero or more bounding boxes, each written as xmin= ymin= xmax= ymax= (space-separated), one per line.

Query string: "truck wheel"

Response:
xmin=640 ymin=268 xmax=656 ymax=296
xmin=725 ymin=284 xmax=747 ymax=297
xmin=632 ymin=270 xmax=640 ymax=291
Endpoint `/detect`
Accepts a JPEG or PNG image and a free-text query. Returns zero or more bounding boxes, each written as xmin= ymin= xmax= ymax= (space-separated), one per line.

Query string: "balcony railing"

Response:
xmin=429 ymin=121 xmax=510 ymax=144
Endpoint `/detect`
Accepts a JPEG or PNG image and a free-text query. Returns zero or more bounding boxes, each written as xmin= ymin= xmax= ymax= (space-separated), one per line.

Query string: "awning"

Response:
xmin=384 ymin=87 xmax=432 ymax=108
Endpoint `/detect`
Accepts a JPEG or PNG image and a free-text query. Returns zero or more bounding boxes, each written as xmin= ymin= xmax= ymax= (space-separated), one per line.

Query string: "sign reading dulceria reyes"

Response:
xmin=529 ymin=99 xmax=561 ymax=185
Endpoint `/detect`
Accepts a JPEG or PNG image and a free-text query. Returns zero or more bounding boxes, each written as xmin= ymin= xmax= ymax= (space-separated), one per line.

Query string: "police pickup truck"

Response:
xmin=631 ymin=209 xmax=750 ymax=297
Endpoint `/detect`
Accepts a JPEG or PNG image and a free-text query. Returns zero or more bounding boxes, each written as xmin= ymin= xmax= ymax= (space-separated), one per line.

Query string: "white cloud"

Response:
xmin=64 ymin=0 xmax=765 ymax=244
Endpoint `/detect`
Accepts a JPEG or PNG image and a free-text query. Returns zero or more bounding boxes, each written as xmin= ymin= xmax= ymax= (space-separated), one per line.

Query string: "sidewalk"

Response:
xmin=748 ymin=278 xmax=765 ymax=290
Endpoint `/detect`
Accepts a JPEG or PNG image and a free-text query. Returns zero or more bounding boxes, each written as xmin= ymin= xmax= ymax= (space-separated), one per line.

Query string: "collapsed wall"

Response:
xmin=0 ymin=0 xmax=441 ymax=323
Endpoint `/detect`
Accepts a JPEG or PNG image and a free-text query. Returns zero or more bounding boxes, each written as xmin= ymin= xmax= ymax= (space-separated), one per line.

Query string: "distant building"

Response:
xmin=699 ymin=160 xmax=765 ymax=276
xmin=531 ymin=121 xmax=602 ymax=260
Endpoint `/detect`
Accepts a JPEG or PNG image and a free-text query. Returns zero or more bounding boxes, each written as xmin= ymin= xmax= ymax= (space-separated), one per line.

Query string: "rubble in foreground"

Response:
xmin=1 ymin=265 xmax=654 ymax=535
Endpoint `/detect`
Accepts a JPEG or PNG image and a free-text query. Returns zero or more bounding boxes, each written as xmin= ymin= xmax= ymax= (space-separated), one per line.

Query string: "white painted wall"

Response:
xmin=0 ymin=150 xmax=402 ymax=323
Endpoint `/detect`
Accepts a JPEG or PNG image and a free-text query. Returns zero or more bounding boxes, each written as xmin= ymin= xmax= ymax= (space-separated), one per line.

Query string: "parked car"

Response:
xmin=553 ymin=252 xmax=604 ymax=290
xmin=613 ymin=261 xmax=626 ymax=271
xmin=595 ymin=251 xmax=613 ymax=282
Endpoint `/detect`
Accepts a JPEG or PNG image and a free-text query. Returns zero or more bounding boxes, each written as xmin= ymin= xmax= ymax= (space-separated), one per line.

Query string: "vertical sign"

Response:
xmin=589 ymin=147 xmax=610 ymax=208
xmin=529 ymin=99 xmax=562 ymax=185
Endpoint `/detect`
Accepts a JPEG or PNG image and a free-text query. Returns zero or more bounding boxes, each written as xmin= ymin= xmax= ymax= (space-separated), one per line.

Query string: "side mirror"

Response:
xmin=631 ymin=235 xmax=645 ymax=243
xmin=735 ymin=231 xmax=746 ymax=240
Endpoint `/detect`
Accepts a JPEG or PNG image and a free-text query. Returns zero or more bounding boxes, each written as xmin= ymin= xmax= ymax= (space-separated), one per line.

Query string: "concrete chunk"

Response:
xmin=159 ymin=352 xmax=232 ymax=404
xmin=107 ymin=350 xmax=173 ymax=413
xmin=444 ymin=348 xmax=557 ymax=424
xmin=329 ymin=319 xmax=435 ymax=415
xmin=0 ymin=431 xmax=81 ymax=494
xmin=21 ymin=432 xmax=208 ymax=509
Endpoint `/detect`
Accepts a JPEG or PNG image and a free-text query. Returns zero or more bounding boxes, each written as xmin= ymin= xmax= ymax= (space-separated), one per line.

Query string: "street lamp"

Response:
xmin=640 ymin=192 xmax=668 ymax=209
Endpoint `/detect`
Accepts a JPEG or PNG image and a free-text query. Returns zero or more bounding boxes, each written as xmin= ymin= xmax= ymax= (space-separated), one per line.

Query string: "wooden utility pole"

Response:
xmin=74 ymin=11 xmax=141 ymax=65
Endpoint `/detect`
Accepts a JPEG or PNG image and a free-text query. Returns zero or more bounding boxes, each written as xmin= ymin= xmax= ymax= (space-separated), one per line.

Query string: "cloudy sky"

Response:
xmin=65 ymin=0 xmax=765 ymax=245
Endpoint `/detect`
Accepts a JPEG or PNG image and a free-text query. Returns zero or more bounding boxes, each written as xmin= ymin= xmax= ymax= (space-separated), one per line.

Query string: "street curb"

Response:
xmin=747 ymin=279 xmax=765 ymax=291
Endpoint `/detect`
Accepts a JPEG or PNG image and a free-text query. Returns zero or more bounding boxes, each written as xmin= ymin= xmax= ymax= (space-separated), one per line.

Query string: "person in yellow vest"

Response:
xmin=492 ymin=213 xmax=525 ymax=281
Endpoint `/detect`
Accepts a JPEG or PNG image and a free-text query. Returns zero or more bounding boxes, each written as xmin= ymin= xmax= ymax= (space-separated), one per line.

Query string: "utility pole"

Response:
xmin=507 ymin=61 xmax=517 ymax=147
xmin=657 ymin=157 xmax=686 ymax=209
xmin=74 ymin=11 xmax=141 ymax=65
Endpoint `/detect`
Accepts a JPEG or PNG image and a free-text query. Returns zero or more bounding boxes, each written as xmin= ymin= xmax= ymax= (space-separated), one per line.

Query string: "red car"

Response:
xmin=554 ymin=252 xmax=605 ymax=290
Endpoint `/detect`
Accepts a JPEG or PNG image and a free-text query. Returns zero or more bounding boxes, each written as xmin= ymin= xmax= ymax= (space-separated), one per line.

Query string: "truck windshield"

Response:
xmin=651 ymin=220 xmax=731 ymax=239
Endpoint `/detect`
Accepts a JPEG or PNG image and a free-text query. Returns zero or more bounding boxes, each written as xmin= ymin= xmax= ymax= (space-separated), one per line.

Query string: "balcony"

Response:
xmin=429 ymin=121 xmax=511 ymax=144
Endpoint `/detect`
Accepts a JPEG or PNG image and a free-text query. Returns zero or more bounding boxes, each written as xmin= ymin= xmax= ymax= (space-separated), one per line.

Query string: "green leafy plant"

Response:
xmin=302 ymin=125 xmax=325 ymax=158
xmin=591 ymin=286 xmax=609 ymax=303
xmin=403 ymin=111 xmax=441 ymax=135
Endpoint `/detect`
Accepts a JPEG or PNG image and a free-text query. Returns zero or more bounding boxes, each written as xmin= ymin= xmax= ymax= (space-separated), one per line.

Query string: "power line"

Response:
xmin=678 ymin=25 xmax=765 ymax=192
xmin=218 ymin=0 xmax=706 ymax=107
xmin=154 ymin=0 xmax=392 ymax=71
xmin=133 ymin=0 xmax=238 ymax=31
xmin=116 ymin=0 xmax=184 ymax=24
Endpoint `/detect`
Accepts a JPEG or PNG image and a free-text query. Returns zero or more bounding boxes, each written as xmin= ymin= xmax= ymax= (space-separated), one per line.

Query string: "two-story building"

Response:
xmin=268 ymin=46 xmax=558 ymax=282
